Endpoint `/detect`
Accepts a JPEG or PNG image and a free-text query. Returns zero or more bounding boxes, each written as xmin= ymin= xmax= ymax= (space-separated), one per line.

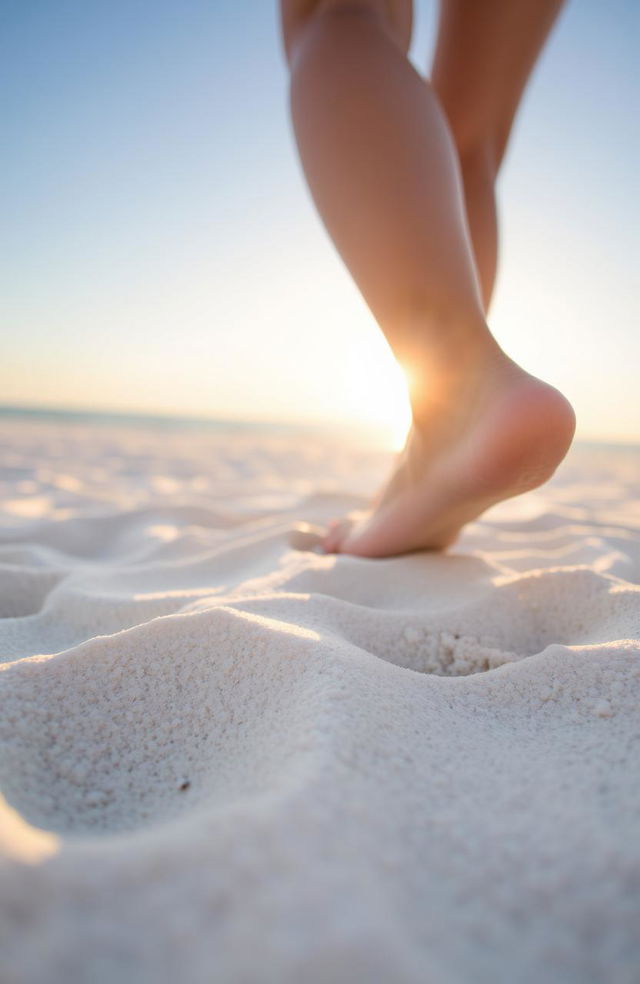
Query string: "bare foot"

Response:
xmin=323 ymin=349 xmax=576 ymax=557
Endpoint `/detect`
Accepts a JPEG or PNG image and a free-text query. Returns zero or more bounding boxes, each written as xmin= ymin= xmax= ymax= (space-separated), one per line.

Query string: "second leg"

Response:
xmin=432 ymin=0 xmax=566 ymax=310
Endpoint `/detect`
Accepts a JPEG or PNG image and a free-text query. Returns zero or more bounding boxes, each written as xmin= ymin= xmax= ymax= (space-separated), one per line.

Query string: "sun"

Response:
xmin=345 ymin=338 xmax=412 ymax=449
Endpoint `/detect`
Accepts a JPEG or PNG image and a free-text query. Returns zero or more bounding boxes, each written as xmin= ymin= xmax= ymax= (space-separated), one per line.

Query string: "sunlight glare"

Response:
xmin=345 ymin=340 xmax=412 ymax=449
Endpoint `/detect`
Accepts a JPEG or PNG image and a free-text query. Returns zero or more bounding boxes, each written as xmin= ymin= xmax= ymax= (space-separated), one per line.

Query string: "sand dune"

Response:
xmin=1 ymin=419 xmax=639 ymax=983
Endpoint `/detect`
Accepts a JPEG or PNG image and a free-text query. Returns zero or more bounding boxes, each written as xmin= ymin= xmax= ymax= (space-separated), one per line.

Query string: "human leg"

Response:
xmin=281 ymin=0 xmax=575 ymax=556
xmin=432 ymin=0 xmax=566 ymax=308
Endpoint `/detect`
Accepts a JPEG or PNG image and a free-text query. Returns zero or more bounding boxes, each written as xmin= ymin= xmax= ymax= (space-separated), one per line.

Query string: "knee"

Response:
xmin=280 ymin=0 xmax=412 ymax=66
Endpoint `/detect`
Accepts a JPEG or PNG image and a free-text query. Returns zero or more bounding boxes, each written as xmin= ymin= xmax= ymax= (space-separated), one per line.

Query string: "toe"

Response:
xmin=322 ymin=518 xmax=353 ymax=554
xmin=334 ymin=511 xmax=378 ymax=557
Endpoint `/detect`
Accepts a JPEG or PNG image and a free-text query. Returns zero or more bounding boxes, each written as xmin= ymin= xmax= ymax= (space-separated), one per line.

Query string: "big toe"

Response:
xmin=322 ymin=517 xmax=356 ymax=554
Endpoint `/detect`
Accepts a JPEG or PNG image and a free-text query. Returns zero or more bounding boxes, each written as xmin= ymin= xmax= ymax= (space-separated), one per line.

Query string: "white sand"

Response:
xmin=0 ymin=418 xmax=639 ymax=984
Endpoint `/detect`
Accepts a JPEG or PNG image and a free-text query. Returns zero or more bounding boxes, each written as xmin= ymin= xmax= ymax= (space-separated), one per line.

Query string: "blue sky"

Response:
xmin=2 ymin=0 xmax=638 ymax=441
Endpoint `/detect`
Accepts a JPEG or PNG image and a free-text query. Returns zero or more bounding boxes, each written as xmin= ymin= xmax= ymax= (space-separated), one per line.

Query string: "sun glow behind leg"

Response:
xmin=344 ymin=339 xmax=412 ymax=450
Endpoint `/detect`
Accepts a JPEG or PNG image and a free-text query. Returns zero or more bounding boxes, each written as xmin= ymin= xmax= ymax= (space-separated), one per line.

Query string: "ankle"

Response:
xmin=400 ymin=320 xmax=504 ymax=383
xmin=402 ymin=331 xmax=511 ymax=424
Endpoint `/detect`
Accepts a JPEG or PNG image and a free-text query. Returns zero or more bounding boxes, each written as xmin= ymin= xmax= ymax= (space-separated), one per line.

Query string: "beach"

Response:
xmin=1 ymin=415 xmax=639 ymax=983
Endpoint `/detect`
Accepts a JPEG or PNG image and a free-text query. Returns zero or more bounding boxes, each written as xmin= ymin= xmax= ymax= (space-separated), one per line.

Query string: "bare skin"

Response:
xmin=281 ymin=0 xmax=575 ymax=557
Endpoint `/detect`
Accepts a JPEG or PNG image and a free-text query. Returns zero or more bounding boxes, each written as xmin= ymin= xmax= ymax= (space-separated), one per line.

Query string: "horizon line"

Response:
xmin=0 ymin=401 xmax=638 ymax=450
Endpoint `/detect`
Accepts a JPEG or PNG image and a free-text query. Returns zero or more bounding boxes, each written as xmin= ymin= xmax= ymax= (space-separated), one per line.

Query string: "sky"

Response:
xmin=1 ymin=0 xmax=639 ymax=443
